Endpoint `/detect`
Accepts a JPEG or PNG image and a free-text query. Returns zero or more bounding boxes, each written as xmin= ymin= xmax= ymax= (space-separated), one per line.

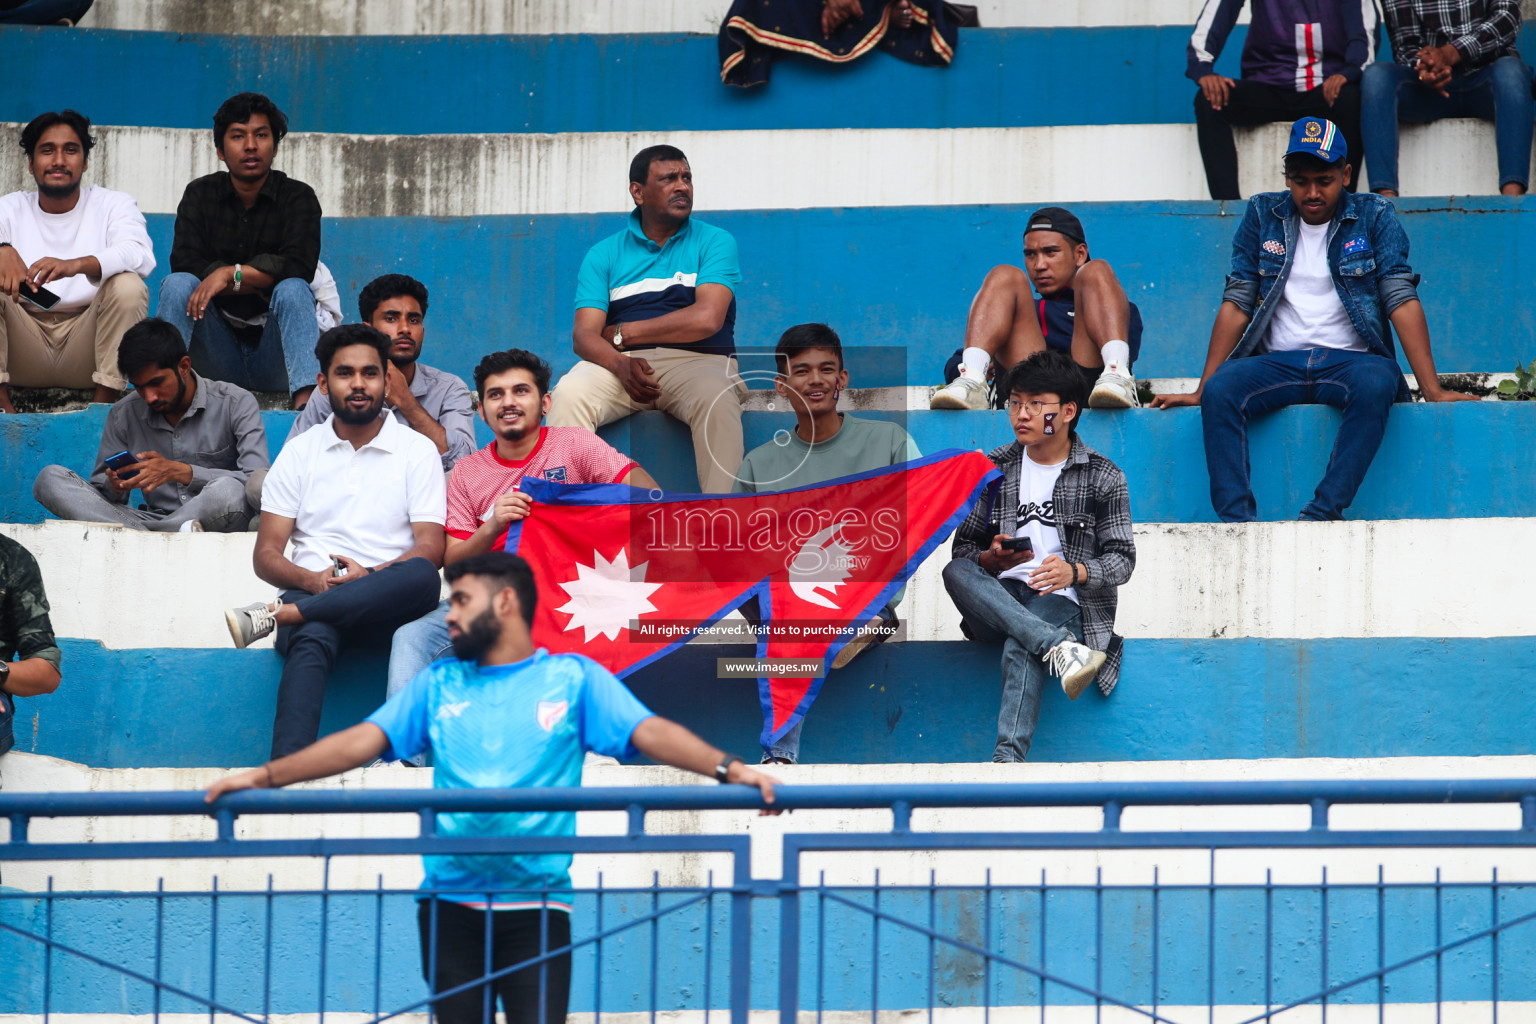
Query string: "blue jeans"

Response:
xmin=0 ymin=0 xmax=92 ymax=23
xmin=1361 ymin=56 xmax=1535 ymax=193
xmin=1202 ymin=348 xmax=1400 ymax=522
xmin=157 ymin=273 xmax=321 ymax=397
xmin=941 ymin=558 xmax=1081 ymax=763
xmin=386 ymin=599 xmax=453 ymax=767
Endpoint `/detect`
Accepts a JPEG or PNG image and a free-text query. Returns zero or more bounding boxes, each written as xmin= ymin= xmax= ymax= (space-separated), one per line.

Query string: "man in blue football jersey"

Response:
xmin=206 ymin=551 xmax=778 ymax=1024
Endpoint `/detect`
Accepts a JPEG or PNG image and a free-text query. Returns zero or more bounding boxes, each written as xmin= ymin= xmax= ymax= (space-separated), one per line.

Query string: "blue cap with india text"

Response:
xmin=1286 ymin=117 xmax=1346 ymax=163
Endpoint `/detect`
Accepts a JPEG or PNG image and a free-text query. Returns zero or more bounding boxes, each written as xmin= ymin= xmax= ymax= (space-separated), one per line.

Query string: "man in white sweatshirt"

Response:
xmin=0 ymin=110 xmax=155 ymax=413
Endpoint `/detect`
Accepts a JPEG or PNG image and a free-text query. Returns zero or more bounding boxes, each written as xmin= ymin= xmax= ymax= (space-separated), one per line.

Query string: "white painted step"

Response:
xmin=76 ymin=0 xmax=1244 ymax=36
xmin=1 ymin=120 xmax=1519 ymax=217
xmin=5 ymin=517 xmax=1533 ymax=651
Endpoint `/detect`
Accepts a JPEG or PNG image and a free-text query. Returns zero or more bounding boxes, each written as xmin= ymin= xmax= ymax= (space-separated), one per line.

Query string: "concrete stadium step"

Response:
xmin=74 ymin=0 xmax=1238 ymax=35
xmin=4 ymin=402 xmax=1535 ymax=525
xmin=6 ymin=517 xmax=1532 ymax=652
xmin=15 ymin=632 xmax=1536 ymax=768
xmin=4 ymin=120 xmax=1521 ymax=215
xmin=5 ymin=199 xmax=1519 ymax=389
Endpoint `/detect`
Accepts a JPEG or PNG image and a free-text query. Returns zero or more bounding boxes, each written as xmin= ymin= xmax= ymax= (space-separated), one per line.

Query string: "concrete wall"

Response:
xmin=0 ymin=200 xmax=1524 ymax=391
xmin=3 ymin=119 xmax=1523 ymax=214
xmin=8 ymin=517 xmax=1535 ymax=651
xmin=8 ymin=402 xmax=1536 ymax=525
xmin=73 ymin=0 xmax=1247 ymax=35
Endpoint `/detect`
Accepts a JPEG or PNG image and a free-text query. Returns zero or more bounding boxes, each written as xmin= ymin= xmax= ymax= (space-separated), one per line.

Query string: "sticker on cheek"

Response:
xmin=1043 ymin=412 xmax=1057 ymax=436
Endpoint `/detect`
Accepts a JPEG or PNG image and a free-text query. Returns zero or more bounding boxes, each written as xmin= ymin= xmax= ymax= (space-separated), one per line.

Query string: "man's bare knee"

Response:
xmin=979 ymin=264 xmax=1030 ymax=296
xmin=1072 ymin=259 xmax=1122 ymax=292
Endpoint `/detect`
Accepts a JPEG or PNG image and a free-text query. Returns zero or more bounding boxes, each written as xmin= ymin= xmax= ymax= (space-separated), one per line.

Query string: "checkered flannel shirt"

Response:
xmin=951 ymin=436 xmax=1136 ymax=696
xmin=1382 ymin=0 xmax=1521 ymax=69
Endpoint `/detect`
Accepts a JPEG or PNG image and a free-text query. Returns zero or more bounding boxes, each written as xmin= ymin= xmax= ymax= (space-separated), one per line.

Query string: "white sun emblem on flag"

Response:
xmin=554 ymin=548 xmax=663 ymax=642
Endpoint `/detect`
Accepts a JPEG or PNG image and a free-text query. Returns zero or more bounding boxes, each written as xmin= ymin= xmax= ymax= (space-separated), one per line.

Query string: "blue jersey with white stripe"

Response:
xmin=367 ymin=648 xmax=654 ymax=906
xmin=574 ymin=210 xmax=741 ymax=356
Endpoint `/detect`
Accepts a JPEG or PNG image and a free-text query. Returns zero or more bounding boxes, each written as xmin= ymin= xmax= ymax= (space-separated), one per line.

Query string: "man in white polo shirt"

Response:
xmin=224 ymin=323 xmax=447 ymax=757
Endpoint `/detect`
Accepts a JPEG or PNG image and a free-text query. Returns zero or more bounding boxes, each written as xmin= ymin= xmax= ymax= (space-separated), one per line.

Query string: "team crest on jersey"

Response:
xmin=544 ymin=466 xmax=568 ymax=483
xmin=537 ymin=700 xmax=569 ymax=731
xmin=1262 ymin=239 xmax=1286 ymax=257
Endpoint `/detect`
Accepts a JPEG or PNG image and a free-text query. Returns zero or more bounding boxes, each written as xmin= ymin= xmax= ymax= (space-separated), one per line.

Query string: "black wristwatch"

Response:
xmin=714 ymin=753 xmax=742 ymax=783
xmin=0 ymin=660 xmax=11 ymax=692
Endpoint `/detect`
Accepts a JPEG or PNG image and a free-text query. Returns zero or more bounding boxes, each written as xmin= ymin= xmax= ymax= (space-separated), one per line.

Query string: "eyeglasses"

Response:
xmin=1006 ymin=399 xmax=1063 ymax=415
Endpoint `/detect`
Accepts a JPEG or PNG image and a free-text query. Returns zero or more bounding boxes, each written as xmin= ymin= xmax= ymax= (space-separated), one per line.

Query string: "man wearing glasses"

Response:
xmin=942 ymin=349 xmax=1136 ymax=762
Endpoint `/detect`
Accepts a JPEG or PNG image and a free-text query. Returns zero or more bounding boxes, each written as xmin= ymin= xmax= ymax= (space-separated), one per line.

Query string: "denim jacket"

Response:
xmin=1221 ymin=190 xmax=1420 ymax=382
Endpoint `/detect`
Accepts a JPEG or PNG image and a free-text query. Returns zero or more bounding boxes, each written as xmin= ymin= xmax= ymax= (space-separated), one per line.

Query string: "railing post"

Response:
xmin=729 ymin=839 xmax=753 ymax=1024
xmin=778 ymin=838 xmax=801 ymax=1024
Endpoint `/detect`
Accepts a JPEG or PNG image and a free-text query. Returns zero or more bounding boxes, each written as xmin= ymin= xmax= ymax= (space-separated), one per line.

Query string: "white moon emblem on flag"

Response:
xmin=788 ymin=524 xmax=853 ymax=609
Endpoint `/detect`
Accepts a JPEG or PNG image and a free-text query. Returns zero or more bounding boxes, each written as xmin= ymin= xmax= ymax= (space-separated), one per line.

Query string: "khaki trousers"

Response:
xmin=0 ymin=272 xmax=146 ymax=390
xmin=547 ymin=349 xmax=745 ymax=493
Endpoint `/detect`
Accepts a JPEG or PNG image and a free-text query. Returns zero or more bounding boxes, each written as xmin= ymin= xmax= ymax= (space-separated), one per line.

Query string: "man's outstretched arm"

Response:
xmin=205 ymin=722 xmax=390 ymax=801
xmin=630 ymin=715 xmax=779 ymax=810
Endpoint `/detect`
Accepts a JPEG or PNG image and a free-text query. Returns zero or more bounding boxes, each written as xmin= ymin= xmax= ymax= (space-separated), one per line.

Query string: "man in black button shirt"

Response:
xmin=158 ymin=93 xmax=323 ymax=409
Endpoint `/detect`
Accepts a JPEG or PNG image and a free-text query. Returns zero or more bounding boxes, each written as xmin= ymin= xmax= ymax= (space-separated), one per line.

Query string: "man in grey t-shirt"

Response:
xmin=733 ymin=323 xmax=919 ymax=763
xmin=33 ymin=317 xmax=269 ymax=532
xmin=286 ymin=274 xmax=473 ymax=471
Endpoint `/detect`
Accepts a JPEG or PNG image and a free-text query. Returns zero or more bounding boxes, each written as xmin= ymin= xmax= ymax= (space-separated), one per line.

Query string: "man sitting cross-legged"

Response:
xmin=33 ymin=317 xmax=267 ymax=532
xmin=943 ymin=349 xmax=1136 ymax=762
xmin=209 ymin=551 xmax=778 ymax=1024
xmin=932 ymin=206 xmax=1145 ymax=412
xmin=385 ymin=349 xmax=659 ymax=763
xmin=733 ymin=322 xmax=919 ymax=764
xmin=224 ymin=323 xmax=447 ymax=758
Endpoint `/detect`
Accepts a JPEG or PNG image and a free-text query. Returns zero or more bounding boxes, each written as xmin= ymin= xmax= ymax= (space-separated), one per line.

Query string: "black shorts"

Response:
xmin=417 ymin=898 xmax=573 ymax=1024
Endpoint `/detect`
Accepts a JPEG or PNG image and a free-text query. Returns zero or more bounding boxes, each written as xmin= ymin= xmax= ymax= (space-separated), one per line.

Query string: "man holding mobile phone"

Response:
xmin=0 ymin=109 xmax=155 ymax=413
xmin=943 ymin=349 xmax=1136 ymax=762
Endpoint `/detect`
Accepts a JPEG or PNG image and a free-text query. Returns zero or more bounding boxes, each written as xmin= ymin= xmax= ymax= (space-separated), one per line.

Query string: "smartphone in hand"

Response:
xmin=103 ymin=450 xmax=139 ymax=480
xmin=19 ymin=284 xmax=62 ymax=311
xmin=999 ymin=536 xmax=1034 ymax=557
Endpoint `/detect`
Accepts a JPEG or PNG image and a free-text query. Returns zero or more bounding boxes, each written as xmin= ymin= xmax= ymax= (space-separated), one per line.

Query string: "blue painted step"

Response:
xmin=18 ymin=635 xmax=1536 ymax=769
xmin=2 ymin=25 xmax=1238 ymax=135
xmin=108 ymin=201 xmax=1536 ymax=389
xmin=4 ymin=401 xmax=1532 ymax=525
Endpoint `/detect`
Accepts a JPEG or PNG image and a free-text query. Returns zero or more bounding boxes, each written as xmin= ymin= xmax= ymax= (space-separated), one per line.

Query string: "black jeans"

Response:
xmin=1194 ymin=79 xmax=1362 ymax=200
xmin=417 ymin=898 xmax=573 ymax=1024
xmin=270 ymin=556 xmax=442 ymax=757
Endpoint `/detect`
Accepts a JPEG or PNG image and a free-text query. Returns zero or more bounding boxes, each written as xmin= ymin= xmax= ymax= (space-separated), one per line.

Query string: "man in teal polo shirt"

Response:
xmin=550 ymin=145 xmax=745 ymax=493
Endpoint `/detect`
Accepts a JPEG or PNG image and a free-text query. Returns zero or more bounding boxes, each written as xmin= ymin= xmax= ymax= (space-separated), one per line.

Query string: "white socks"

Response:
xmin=960 ymin=346 xmax=991 ymax=378
xmin=1100 ymin=340 xmax=1131 ymax=373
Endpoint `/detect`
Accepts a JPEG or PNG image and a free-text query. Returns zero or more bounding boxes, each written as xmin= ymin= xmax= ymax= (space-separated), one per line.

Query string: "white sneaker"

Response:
xmin=225 ymin=599 xmax=280 ymax=649
xmin=1043 ymin=640 xmax=1106 ymax=700
xmin=178 ymin=519 xmax=203 ymax=534
xmin=1089 ymin=364 xmax=1140 ymax=409
xmin=930 ymin=365 xmax=991 ymax=410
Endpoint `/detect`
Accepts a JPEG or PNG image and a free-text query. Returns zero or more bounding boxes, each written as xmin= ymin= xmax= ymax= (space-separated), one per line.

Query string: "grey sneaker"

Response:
xmin=225 ymin=600 xmax=279 ymax=649
xmin=1089 ymin=365 xmax=1140 ymax=409
xmin=830 ymin=611 xmax=896 ymax=670
xmin=1043 ymin=640 xmax=1106 ymax=700
xmin=929 ymin=366 xmax=991 ymax=410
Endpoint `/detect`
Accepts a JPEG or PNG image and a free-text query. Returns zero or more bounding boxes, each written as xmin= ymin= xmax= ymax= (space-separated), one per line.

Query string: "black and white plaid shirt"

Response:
xmin=952 ymin=436 xmax=1136 ymax=696
xmin=1382 ymin=0 xmax=1521 ymax=69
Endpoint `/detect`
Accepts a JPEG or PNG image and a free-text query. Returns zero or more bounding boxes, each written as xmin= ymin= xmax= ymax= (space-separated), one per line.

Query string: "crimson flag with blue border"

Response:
xmin=506 ymin=449 xmax=1000 ymax=748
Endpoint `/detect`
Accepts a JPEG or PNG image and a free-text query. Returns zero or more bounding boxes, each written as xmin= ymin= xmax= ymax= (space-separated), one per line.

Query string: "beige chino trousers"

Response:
xmin=0 ymin=271 xmax=146 ymax=391
xmin=547 ymin=348 xmax=746 ymax=493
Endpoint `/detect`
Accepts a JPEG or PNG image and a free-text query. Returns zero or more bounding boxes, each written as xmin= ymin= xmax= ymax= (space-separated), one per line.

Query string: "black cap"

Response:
xmin=1023 ymin=206 xmax=1085 ymax=246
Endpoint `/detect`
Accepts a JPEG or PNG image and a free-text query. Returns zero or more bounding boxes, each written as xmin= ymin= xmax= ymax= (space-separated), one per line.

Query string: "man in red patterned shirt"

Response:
xmin=385 ymin=349 xmax=659 ymax=750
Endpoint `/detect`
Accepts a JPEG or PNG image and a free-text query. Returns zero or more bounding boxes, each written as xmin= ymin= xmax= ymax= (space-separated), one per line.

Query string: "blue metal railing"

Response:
xmin=3 ymin=778 xmax=1535 ymax=1023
